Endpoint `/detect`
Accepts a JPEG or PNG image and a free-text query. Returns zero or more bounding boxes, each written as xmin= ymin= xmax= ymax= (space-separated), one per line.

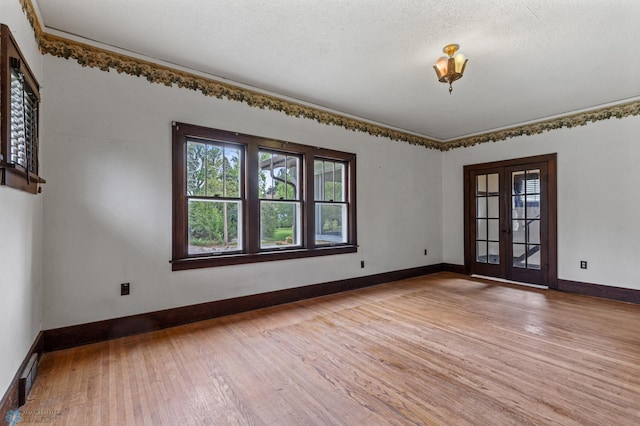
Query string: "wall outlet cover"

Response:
xmin=121 ymin=283 xmax=130 ymax=295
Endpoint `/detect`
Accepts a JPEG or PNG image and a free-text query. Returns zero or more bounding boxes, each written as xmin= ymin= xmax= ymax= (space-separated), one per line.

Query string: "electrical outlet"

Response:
xmin=361 ymin=260 xmax=365 ymax=268
xmin=580 ymin=261 xmax=587 ymax=269
xmin=121 ymin=283 xmax=130 ymax=296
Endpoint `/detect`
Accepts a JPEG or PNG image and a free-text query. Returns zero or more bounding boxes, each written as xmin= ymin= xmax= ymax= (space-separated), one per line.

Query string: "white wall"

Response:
xmin=443 ymin=117 xmax=640 ymax=290
xmin=0 ymin=0 xmax=44 ymax=403
xmin=41 ymin=56 xmax=443 ymax=329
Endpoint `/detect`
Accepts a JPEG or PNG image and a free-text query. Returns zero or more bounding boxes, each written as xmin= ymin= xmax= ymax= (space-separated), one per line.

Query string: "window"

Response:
xmin=314 ymin=159 xmax=348 ymax=245
xmin=172 ymin=123 xmax=357 ymax=270
xmin=0 ymin=24 xmax=45 ymax=194
xmin=186 ymin=139 xmax=243 ymax=255
xmin=259 ymin=150 xmax=302 ymax=249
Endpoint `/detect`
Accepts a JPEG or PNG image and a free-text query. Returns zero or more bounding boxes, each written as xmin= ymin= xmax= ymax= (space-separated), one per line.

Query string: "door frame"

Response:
xmin=463 ymin=153 xmax=557 ymax=289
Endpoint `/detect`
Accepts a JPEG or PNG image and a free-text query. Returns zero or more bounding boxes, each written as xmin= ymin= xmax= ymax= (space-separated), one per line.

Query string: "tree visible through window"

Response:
xmin=172 ymin=123 xmax=357 ymax=270
xmin=186 ymin=140 xmax=242 ymax=254
xmin=259 ymin=151 xmax=301 ymax=249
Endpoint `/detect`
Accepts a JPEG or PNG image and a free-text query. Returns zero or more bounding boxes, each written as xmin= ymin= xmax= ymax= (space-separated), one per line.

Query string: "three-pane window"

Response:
xmin=172 ymin=123 xmax=357 ymax=270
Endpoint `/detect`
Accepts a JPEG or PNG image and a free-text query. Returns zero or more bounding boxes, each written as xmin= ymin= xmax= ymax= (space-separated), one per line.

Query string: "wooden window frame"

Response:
xmin=172 ymin=122 xmax=357 ymax=270
xmin=314 ymin=158 xmax=350 ymax=246
xmin=0 ymin=24 xmax=45 ymax=194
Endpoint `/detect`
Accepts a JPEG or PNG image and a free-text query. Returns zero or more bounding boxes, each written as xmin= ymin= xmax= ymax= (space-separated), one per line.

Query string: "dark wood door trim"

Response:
xmin=504 ymin=161 xmax=548 ymax=285
xmin=465 ymin=167 xmax=506 ymax=278
xmin=464 ymin=154 xmax=557 ymax=289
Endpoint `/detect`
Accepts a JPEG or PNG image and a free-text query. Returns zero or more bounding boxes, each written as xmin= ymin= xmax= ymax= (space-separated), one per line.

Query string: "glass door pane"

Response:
xmin=475 ymin=173 xmax=500 ymax=264
xmin=511 ymin=169 xmax=541 ymax=270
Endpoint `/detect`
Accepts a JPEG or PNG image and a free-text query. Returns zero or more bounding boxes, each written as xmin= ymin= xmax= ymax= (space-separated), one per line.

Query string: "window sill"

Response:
xmin=171 ymin=244 xmax=357 ymax=271
xmin=1 ymin=163 xmax=46 ymax=194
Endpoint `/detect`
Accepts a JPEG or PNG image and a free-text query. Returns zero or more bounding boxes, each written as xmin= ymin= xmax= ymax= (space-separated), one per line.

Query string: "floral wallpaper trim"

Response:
xmin=443 ymin=100 xmax=640 ymax=151
xmin=20 ymin=0 xmax=640 ymax=151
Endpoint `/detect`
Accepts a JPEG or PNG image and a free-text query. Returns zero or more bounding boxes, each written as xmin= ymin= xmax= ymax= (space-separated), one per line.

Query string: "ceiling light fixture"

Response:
xmin=433 ymin=44 xmax=468 ymax=94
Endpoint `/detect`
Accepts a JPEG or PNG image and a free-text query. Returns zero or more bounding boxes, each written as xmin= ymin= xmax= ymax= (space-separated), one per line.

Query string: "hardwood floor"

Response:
xmin=23 ymin=273 xmax=640 ymax=425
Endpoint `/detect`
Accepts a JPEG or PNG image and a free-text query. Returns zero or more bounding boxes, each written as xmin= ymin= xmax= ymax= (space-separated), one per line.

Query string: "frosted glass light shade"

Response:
xmin=453 ymin=53 xmax=467 ymax=74
xmin=433 ymin=57 xmax=450 ymax=80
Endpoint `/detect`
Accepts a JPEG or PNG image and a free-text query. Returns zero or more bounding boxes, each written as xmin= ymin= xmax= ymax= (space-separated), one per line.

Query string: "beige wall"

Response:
xmin=0 ymin=1 xmax=44 ymax=402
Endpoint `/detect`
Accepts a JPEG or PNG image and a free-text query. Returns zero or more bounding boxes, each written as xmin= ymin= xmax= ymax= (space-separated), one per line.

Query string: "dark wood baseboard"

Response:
xmin=41 ymin=264 xmax=639 ymax=354
xmin=43 ymin=263 xmax=445 ymax=352
xmin=442 ymin=263 xmax=467 ymax=275
xmin=0 ymin=332 xmax=43 ymax=422
xmin=442 ymin=264 xmax=639 ymax=305
xmin=558 ymin=279 xmax=640 ymax=304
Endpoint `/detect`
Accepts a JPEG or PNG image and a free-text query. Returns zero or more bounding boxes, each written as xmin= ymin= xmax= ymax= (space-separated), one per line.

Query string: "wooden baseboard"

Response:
xmin=41 ymin=264 xmax=639 ymax=354
xmin=0 ymin=332 xmax=43 ymax=422
xmin=442 ymin=264 xmax=639 ymax=305
xmin=43 ymin=263 xmax=445 ymax=352
xmin=557 ymin=279 xmax=640 ymax=304
xmin=442 ymin=263 xmax=467 ymax=275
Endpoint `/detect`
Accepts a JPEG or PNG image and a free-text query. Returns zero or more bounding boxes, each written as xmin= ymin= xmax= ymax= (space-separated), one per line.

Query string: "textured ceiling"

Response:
xmin=34 ymin=0 xmax=640 ymax=141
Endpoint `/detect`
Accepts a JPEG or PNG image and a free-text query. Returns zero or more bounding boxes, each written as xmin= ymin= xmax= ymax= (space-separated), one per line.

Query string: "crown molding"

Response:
xmin=19 ymin=0 xmax=444 ymax=150
xmin=442 ymin=100 xmax=640 ymax=151
xmin=20 ymin=0 xmax=640 ymax=152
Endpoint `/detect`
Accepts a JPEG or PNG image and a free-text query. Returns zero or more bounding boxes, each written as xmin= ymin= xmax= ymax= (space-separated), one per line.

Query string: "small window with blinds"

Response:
xmin=1 ymin=24 xmax=45 ymax=194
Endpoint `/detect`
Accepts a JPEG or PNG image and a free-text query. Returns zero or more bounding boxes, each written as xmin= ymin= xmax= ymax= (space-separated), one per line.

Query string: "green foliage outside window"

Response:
xmin=259 ymin=151 xmax=299 ymax=245
xmin=187 ymin=141 xmax=241 ymax=250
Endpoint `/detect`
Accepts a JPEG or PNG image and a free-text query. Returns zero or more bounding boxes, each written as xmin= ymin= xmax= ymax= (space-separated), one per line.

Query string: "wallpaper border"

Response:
xmin=20 ymin=0 xmax=640 ymax=151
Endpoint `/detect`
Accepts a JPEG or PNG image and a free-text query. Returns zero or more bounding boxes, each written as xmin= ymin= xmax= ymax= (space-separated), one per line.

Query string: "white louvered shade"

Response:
xmin=10 ymin=68 xmax=38 ymax=172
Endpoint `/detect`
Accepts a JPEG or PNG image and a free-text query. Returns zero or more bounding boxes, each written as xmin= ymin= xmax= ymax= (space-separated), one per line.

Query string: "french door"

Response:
xmin=464 ymin=154 xmax=557 ymax=288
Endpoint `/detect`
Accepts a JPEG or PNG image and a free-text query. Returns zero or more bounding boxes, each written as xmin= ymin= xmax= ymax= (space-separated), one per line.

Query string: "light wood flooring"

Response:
xmin=23 ymin=272 xmax=640 ymax=425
